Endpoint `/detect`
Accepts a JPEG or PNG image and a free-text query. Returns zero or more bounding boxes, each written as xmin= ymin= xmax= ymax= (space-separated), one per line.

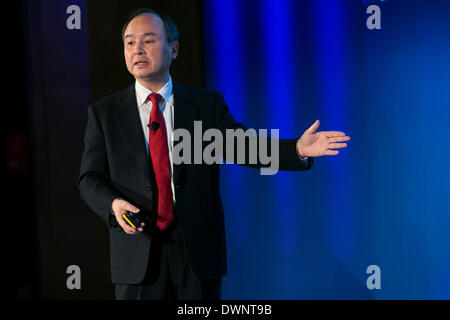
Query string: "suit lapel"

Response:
xmin=114 ymin=85 xmax=153 ymax=180
xmin=114 ymin=82 xmax=199 ymax=185
xmin=172 ymin=82 xmax=199 ymax=185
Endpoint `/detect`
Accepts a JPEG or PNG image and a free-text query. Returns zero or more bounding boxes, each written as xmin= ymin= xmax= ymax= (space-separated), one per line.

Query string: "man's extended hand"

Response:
xmin=111 ymin=198 xmax=145 ymax=234
xmin=296 ymin=120 xmax=350 ymax=157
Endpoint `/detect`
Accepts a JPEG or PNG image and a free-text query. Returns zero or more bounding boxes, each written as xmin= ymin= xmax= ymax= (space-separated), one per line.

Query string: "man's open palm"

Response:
xmin=296 ymin=120 xmax=351 ymax=157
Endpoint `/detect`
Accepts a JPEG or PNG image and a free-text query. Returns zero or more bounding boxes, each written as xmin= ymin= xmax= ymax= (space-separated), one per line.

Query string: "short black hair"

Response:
xmin=121 ymin=8 xmax=179 ymax=43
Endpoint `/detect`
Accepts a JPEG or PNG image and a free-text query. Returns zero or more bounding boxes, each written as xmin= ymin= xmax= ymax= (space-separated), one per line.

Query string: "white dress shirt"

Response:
xmin=135 ymin=76 xmax=176 ymax=203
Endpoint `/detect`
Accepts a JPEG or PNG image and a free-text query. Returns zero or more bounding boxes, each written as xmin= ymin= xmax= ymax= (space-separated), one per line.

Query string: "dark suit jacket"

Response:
xmin=78 ymin=82 xmax=313 ymax=284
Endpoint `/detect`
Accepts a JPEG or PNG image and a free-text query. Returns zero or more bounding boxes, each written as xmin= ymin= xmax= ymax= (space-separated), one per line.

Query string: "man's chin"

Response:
xmin=133 ymin=72 xmax=167 ymax=83
xmin=133 ymin=69 xmax=153 ymax=78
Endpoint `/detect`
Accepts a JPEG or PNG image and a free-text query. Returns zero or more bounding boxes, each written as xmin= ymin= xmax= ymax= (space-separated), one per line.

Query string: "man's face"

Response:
xmin=123 ymin=14 xmax=178 ymax=83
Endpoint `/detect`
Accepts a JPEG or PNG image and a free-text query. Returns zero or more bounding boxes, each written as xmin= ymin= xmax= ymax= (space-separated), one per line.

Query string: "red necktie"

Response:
xmin=148 ymin=93 xmax=174 ymax=230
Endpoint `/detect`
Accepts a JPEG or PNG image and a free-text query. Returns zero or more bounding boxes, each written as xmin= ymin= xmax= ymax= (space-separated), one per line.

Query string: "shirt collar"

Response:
xmin=135 ymin=75 xmax=173 ymax=108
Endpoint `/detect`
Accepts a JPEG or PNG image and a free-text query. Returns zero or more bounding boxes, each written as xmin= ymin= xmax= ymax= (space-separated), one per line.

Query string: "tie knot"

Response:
xmin=148 ymin=92 xmax=163 ymax=106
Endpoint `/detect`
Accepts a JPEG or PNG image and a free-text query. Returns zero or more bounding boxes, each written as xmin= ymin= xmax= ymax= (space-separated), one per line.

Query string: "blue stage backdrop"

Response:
xmin=202 ymin=0 xmax=450 ymax=299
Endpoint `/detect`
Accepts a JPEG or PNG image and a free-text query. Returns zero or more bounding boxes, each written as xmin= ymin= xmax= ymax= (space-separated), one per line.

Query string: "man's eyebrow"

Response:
xmin=123 ymin=32 xmax=158 ymax=39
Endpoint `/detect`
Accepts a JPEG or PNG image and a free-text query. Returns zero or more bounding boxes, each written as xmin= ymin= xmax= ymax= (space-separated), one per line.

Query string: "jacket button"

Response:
xmin=146 ymin=187 xmax=151 ymax=192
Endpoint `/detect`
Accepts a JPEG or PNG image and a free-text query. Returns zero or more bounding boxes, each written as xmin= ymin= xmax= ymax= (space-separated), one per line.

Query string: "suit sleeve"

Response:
xmin=214 ymin=92 xmax=313 ymax=171
xmin=78 ymin=105 xmax=122 ymax=227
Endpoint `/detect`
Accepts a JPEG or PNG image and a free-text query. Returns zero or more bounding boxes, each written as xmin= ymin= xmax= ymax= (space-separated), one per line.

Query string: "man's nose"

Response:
xmin=134 ymin=41 xmax=145 ymax=55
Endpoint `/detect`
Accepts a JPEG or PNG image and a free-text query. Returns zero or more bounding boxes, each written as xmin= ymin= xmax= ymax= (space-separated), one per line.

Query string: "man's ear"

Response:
xmin=171 ymin=41 xmax=179 ymax=59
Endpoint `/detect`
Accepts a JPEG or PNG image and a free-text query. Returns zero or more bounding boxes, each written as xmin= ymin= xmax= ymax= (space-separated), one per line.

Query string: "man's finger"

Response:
xmin=136 ymin=222 xmax=145 ymax=233
xmin=119 ymin=219 xmax=137 ymax=234
xmin=325 ymin=131 xmax=347 ymax=138
xmin=119 ymin=200 xmax=140 ymax=213
xmin=307 ymin=120 xmax=320 ymax=134
xmin=325 ymin=149 xmax=339 ymax=156
xmin=329 ymin=136 xmax=351 ymax=143
xmin=328 ymin=143 xmax=348 ymax=149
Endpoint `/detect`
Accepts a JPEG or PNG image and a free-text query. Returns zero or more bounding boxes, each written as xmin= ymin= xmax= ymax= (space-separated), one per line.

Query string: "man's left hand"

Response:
xmin=296 ymin=120 xmax=351 ymax=157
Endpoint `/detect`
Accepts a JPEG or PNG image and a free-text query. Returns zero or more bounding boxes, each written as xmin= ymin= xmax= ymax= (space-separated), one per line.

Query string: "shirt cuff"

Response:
xmin=295 ymin=145 xmax=308 ymax=161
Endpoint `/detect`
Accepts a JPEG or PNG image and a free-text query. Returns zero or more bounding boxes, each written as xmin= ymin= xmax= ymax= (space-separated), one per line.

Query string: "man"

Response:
xmin=78 ymin=8 xmax=350 ymax=300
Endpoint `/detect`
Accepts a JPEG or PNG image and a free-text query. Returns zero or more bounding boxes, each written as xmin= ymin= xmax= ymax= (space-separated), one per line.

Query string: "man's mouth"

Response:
xmin=134 ymin=60 xmax=149 ymax=66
